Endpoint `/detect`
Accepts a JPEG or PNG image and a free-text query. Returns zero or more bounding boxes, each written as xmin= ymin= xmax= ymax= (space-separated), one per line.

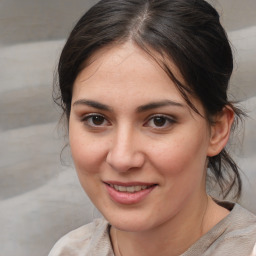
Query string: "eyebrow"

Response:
xmin=136 ymin=100 xmax=184 ymax=112
xmin=73 ymin=99 xmax=112 ymax=111
xmin=72 ymin=99 xmax=184 ymax=112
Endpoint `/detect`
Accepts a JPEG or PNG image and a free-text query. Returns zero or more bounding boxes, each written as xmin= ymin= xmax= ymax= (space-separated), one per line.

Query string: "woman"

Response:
xmin=49 ymin=0 xmax=256 ymax=255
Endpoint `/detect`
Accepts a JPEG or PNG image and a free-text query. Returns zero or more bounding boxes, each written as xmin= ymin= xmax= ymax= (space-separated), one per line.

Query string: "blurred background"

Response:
xmin=0 ymin=0 xmax=255 ymax=255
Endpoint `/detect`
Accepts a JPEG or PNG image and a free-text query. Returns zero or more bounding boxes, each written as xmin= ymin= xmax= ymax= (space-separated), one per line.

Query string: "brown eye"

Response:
xmin=91 ymin=115 xmax=105 ymax=125
xmin=144 ymin=114 xmax=175 ymax=129
xmin=82 ymin=114 xmax=109 ymax=127
xmin=153 ymin=116 xmax=167 ymax=127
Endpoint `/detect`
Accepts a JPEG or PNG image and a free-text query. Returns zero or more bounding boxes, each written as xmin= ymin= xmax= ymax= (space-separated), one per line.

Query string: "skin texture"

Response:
xmin=69 ymin=42 xmax=233 ymax=256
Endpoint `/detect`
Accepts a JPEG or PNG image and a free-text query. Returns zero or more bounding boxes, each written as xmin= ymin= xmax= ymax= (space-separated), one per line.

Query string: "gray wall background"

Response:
xmin=0 ymin=1 xmax=255 ymax=255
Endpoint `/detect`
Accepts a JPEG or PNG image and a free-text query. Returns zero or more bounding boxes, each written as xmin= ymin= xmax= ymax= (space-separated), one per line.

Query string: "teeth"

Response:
xmin=126 ymin=186 xmax=135 ymax=193
xmin=114 ymin=185 xmax=126 ymax=192
xmin=110 ymin=184 xmax=151 ymax=193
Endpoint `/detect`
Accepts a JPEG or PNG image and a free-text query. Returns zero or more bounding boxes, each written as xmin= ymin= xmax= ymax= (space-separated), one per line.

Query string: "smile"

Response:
xmin=104 ymin=182 xmax=157 ymax=205
xmin=109 ymin=184 xmax=153 ymax=193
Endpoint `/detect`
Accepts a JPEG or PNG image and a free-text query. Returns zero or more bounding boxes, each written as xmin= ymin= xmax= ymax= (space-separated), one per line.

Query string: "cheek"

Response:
xmin=150 ymin=133 xmax=208 ymax=178
xmin=69 ymin=127 xmax=108 ymax=200
xmin=69 ymin=125 xmax=107 ymax=175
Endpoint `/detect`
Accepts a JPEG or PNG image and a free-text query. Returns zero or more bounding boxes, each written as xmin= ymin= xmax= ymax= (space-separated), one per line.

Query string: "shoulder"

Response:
xmin=183 ymin=203 xmax=256 ymax=256
xmin=224 ymin=203 xmax=256 ymax=237
xmin=48 ymin=218 xmax=114 ymax=256
xmin=206 ymin=203 xmax=256 ymax=255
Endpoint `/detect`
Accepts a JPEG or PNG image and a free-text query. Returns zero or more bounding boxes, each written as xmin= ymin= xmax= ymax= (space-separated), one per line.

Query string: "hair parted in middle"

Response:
xmin=54 ymin=0 xmax=244 ymax=199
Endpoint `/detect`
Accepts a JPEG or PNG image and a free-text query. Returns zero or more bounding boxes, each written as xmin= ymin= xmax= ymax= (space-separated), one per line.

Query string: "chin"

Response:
xmin=102 ymin=210 xmax=158 ymax=232
xmin=111 ymin=220 xmax=149 ymax=232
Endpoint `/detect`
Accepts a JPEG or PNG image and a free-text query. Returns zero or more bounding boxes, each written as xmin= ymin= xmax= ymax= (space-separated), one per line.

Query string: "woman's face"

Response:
xmin=69 ymin=42 xmax=213 ymax=232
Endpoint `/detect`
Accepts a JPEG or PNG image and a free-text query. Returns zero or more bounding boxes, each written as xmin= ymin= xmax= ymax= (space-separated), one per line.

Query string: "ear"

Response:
xmin=207 ymin=106 xmax=234 ymax=157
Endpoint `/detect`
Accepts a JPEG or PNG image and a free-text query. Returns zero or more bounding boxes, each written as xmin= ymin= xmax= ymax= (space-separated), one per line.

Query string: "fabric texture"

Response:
xmin=48 ymin=203 xmax=256 ymax=256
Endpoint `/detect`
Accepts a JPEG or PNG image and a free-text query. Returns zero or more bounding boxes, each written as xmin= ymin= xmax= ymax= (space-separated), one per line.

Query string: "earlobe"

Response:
xmin=207 ymin=106 xmax=234 ymax=157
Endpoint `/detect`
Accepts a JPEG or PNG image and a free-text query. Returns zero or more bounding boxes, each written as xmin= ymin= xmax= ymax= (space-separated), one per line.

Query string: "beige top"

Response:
xmin=49 ymin=203 xmax=256 ymax=256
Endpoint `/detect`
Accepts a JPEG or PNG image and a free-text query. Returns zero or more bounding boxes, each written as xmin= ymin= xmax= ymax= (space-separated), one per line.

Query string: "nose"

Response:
xmin=106 ymin=127 xmax=145 ymax=173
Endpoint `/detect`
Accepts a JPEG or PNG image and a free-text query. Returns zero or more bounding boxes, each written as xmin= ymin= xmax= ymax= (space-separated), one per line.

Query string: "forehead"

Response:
xmin=73 ymin=42 xmax=185 ymax=100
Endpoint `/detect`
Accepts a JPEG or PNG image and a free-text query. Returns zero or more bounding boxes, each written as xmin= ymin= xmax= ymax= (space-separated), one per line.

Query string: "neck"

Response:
xmin=112 ymin=193 xmax=213 ymax=256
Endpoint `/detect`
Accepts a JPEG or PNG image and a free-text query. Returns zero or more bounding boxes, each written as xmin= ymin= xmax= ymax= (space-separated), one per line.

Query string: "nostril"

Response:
xmin=106 ymin=149 xmax=145 ymax=172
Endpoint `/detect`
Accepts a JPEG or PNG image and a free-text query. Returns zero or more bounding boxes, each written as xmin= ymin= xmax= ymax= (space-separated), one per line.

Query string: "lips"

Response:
xmin=109 ymin=184 xmax=153 ymax=193
xmin=104 ymin=181 xmax=157 ymax=204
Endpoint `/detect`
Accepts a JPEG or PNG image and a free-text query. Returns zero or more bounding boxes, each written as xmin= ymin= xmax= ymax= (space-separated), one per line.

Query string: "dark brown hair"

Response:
xmin=54 ymin=0 xmax=244 ymax=199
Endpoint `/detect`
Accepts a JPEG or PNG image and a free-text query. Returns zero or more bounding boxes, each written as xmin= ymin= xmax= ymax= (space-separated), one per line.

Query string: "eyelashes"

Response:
xmin=81 ymin=113 xmax=110 ymax=127
xmin=80 ymin=113 xmax=176 ymax=130
xmin=144 ymin=114 xmax=176 ymax=129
